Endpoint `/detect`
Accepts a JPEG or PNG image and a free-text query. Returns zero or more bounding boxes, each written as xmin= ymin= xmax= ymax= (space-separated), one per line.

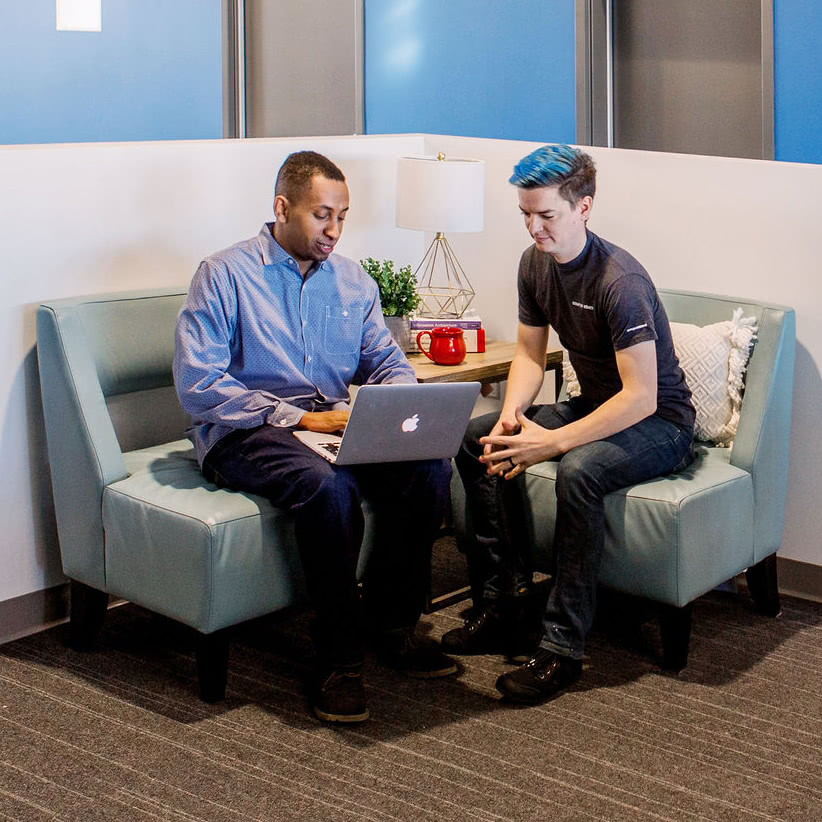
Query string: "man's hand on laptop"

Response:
xmin=297 ymin=410 xmax=350 ymax=434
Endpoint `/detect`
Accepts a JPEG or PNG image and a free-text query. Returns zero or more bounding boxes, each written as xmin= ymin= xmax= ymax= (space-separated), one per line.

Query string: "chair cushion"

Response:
xmin=102 ymin=440 xmax=308 ymax=633
xmin=522 ymin=447 xmax=755 ymax=607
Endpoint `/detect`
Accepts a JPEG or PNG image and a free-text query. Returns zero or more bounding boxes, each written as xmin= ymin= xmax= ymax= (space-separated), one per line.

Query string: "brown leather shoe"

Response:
xmin=313 ymin=666 xmax=369 ymax=723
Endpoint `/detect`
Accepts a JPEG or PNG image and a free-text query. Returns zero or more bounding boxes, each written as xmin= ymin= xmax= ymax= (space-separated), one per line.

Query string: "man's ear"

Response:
xmin=273 ymin=193 xmax=289 ymax=223
xmin=578 ymin=195 xmax=593 ymax=222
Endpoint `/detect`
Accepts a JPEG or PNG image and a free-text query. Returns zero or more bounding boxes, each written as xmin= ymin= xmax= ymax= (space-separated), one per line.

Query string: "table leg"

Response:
xmin=553 ymin=365 xmax=563 ymax=400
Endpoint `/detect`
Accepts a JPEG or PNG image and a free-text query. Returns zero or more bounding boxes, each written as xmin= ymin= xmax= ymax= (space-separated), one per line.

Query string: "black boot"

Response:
xmin=374 ymin=627 xmax=457 ymax=678
xmin=495 ymin=648 xmax=582 ymax=704
xmin=441 ymin=597 xmax=537 ymax=657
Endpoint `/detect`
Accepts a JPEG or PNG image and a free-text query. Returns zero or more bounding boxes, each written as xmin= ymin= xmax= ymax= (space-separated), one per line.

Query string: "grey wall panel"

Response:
xmin=612 ymin=0 xmax=765 ymax=159
xmin=576 ymin=0 xmax=611 ymax=146
xmin=245 ymin=0 xmax=362 ymax=138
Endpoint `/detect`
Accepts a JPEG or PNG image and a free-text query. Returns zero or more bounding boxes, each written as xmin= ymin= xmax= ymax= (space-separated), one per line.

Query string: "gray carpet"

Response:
xmin=1 ymin=541 xmax=821 ymax=821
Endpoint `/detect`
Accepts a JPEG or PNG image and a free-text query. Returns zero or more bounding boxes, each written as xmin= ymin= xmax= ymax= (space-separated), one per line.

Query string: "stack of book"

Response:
xmin=410 ymin=312 xmax=485 ymax=353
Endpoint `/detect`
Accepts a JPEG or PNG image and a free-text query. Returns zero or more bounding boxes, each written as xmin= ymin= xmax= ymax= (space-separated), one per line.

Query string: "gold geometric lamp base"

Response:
xmin=415 ymin=233 xmax=476 ymax=319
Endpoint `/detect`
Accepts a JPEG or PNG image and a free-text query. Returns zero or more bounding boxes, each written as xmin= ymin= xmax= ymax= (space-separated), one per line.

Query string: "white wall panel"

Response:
xmin=0 ymin=134 xmax=424 ymax=602
xmin=427 ymin=134 xmax=822 ymax=566
xmin=4 ymin=132 xmax=822 ymax=608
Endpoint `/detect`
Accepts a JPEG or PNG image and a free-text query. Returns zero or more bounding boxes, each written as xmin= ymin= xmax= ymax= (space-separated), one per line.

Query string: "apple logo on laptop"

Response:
xmin=401 ymin=413 xmax=420 ymax=433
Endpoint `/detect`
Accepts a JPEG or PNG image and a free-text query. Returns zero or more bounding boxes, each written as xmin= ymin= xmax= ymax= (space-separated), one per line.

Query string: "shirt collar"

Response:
xmin=257 ymin=222 xmax=290 ymax=266
xmin=556 ymin=229 xmax=594 ymax=273
xmin=256 ymin=221 xmax=331 ymax=273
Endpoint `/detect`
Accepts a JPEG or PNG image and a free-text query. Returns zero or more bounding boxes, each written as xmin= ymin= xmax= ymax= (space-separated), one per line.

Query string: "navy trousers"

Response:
xmin=203 ymin=425 xmax=452 ymax=667
xmin=455 ymin=398 xmax=694 ymax=659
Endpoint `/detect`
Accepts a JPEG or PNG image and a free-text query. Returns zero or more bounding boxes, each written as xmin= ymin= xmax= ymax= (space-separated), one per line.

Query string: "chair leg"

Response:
xmin=745 ymin=554 xmax=781 ymax=617
xmin=659 ymin=602 xmax=693 ymax=672
xmin=68 ymin=580 xmax=109 ymax=651
xmin=196 ymin=630 xmax=231 ymax=703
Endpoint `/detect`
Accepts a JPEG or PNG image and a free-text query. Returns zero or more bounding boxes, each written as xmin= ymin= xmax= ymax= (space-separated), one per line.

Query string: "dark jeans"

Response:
xmin=455 ymin=397 xmax=695 ymax=659
xmin=203 ymin=425 xmax=452 ymax=668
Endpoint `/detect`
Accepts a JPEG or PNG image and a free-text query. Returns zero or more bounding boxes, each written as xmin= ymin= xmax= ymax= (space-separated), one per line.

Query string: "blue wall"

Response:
xmin=364 ymin=0 xmax=822 ymax=166
xmin=1 ymin=0 xmax=223 ymax=145
xmin=774 ymin=1 xmax=822 ymax=164
xmin=3 ymin=1 xmax=820 ymax=165
xmin=363 ymin=0 xmax=576 ymax=144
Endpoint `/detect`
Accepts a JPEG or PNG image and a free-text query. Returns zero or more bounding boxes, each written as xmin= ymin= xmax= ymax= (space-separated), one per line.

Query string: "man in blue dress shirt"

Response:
xmin=174 ymin=151 xmax=455 ymax=723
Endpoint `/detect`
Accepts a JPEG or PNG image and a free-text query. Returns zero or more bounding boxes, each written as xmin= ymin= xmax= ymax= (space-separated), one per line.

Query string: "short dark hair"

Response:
xmin=509 ymin=144 xmax=596 ymax=206
xmin=275 ymin=151 xmax=346 ymax=203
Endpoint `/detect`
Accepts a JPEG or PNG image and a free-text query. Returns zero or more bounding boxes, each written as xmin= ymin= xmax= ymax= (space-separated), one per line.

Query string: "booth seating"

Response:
xmin=36 ymin=288 xmax=379 ymax=702
xmin=451 ymin=290 xmax=796 ymax=669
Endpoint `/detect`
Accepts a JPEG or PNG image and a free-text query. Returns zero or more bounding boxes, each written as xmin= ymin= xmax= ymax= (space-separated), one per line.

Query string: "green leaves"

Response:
xmin=360 ymin=257 xmax=421 ymax=317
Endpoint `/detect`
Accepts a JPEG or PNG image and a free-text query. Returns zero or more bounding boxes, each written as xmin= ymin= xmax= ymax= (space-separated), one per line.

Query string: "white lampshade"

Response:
xmin=396 ymin=155 xmax=485 ymax=233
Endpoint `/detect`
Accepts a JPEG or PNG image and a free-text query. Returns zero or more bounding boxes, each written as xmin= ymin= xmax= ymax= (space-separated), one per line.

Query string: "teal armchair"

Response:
xmin=452 ymin=290 xmax=796 ymax=669
xmin=36 ymin=288 xmax=378 ymax=701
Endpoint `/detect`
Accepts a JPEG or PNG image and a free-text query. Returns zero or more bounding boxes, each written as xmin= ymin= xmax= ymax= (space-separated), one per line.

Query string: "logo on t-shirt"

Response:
xmin=572 ymin=300 xmax=594 ymax=311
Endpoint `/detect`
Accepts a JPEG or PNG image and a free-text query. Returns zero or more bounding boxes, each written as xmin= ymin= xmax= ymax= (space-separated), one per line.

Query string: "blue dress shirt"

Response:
xmin=174 ymin=223 xmax=416 ymax=465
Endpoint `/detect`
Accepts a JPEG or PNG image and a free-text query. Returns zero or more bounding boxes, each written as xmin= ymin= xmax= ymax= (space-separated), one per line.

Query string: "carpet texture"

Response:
xmin=1 ymin=539 xmax=820 ymax=821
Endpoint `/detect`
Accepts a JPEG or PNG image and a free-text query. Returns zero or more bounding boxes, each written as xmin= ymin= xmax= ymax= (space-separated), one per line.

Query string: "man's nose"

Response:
xmin=325 ymin=221 xmax=341 ymax=239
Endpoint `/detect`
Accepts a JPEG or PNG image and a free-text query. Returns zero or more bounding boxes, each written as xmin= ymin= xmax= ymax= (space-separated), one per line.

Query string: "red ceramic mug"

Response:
xmin=416 ymin=326 xmax=467 ymax=366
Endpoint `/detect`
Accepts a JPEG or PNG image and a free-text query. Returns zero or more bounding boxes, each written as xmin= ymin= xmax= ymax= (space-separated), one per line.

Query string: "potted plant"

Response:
xmin=360 ymin=257 xmax=421 ymax=352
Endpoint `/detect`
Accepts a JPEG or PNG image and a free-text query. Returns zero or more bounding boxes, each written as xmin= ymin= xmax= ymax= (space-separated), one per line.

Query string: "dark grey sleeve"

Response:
xmin=517 ymin=250 xmax=549 ymax=327
xmin=604 ymin=273 xmax=659 ymax=351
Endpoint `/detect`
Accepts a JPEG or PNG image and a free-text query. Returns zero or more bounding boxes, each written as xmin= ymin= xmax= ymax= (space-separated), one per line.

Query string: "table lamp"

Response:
xmin=395 ymin=153 xmax=485 ymax=318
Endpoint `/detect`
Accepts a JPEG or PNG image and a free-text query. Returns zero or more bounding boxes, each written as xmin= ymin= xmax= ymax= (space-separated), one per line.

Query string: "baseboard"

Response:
xmin=0 ymin=583 xmax=69 ymax=645
xmin=1 ymin=558 xmax=820 ymax=645
xmin=776 ymin=557 xmax=822 ymax=604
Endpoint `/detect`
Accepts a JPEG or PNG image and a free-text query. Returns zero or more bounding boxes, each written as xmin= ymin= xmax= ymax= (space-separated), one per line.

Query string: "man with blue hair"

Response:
xmin=442 ymin=144 xmax=695 ymax=704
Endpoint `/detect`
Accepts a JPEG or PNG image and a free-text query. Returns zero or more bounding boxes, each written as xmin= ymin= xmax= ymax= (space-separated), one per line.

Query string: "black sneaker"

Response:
xmin=495 ymin=648 xmax=582 ymax=704
xmin=313 ymin=666 xmax=369 ymax=723
xmin=376 ymin=629 xmax=457 ymax=679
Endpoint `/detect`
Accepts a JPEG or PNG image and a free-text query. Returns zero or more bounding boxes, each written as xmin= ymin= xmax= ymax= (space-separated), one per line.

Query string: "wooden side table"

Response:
xmin=409 ymin=339 xmax=564 ymax=398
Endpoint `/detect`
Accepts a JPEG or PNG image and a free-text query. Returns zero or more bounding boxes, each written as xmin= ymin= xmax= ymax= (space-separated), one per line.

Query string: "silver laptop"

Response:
xmin=293 ymin=382 xmax=481 ymax=465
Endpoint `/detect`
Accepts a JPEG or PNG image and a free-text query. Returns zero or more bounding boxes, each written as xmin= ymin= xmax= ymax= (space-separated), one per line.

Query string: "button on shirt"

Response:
xmin=174 ymin=223 xmax=417 ymax=466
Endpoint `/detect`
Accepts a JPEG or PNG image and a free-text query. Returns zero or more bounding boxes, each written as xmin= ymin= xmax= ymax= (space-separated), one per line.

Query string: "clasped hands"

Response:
xmin=480 ymin=408 xmax=559 ymax=480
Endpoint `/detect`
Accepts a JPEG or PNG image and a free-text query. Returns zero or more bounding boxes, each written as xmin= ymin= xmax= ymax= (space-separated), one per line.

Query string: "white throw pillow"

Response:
xmin=562 ymin=307 xmax=757 ymax=446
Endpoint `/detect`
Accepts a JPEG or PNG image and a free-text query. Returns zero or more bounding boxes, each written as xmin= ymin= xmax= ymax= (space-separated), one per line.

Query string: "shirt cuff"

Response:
xmin=266 ymin=402 xmax=306 ymax=428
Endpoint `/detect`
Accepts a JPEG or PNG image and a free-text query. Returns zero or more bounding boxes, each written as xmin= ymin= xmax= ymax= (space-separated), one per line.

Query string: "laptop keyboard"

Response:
xmin=320 ymin=441 xmax=341 ymax=457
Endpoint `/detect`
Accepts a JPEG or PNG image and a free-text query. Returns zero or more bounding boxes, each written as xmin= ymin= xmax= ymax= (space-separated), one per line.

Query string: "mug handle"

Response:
xmin=416 ymin=331 xmax=434 ymax=361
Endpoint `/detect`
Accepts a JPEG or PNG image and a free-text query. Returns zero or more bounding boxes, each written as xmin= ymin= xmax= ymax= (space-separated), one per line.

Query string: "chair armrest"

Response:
xmin=37 ymin=304 xmax=128 ymax=589
xmin=730 ymin=306 xmax=796 ymax=562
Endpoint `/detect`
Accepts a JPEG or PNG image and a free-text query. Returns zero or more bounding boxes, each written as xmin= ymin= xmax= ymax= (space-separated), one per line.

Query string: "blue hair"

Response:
xmin=509 ymin=144 xmax=596 ymax=204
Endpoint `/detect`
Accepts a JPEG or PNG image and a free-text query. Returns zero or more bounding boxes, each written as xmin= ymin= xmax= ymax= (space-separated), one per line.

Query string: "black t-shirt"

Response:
xmin=518 ymin=231 xmax=695 ymax=430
